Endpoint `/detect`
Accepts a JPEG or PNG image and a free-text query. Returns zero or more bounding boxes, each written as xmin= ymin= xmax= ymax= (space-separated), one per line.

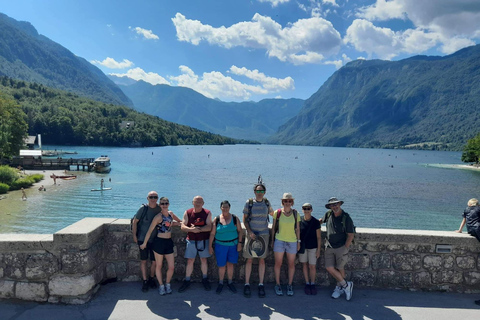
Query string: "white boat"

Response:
xmin=91 ymin=187 xmax=112 ymax=191
xmin=92 ymin=155 xmax=111 ymax=173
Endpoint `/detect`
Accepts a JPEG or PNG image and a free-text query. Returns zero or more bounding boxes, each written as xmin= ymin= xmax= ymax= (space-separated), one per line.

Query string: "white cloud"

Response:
xmin=356 ymin=0 xmax=406 ymax=21
xmin=91 ymin=57 xmax=134 ymax=69
xmin=324 ymin=53 xmax=352 ymax=69
xmin=110 ymin=67 xmax=170 ymax=85
xmin=229 ymin=66 xmax=294 ymax=91
xmin=257 ymin=0 xmax=291 ymax=7
xmin=322 ymin=0 xmax=339 ymax=7
xmin=171 ymin=12 xmax=342 ymax=65
xmin=129 ymin=26 xmax=159 ymax=40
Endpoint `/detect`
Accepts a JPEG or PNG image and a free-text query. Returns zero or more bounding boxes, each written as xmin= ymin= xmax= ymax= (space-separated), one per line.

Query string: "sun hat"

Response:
xmin=302 ymin=203 xmax=312 ymax=208
xmin=325 ymin=197 xmax=344 ymax=209
xmin=282 ymin=192 xmax=294 ymax=200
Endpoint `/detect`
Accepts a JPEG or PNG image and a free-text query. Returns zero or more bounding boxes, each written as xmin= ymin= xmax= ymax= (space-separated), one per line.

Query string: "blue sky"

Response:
xmin=1 ymin=0 xmax=479 ymax=102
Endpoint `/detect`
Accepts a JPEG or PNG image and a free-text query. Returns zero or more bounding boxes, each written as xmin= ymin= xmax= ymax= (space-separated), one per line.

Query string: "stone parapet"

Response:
xmin=0 ymin=219 xmax=479 ymax=304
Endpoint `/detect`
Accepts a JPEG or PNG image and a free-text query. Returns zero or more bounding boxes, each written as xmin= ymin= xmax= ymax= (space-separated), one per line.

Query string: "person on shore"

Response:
xmin=140 ymin=197 xmax=181 ymax=295
xmin=38 ymin=185 xmax=46 ymax=191
xmin=455 ymin=198 xmax=480 ymax=242
xmin=52 ymin=174 xmax=57 ymax=185
xmin=320 ymin=197 xmax=355 ymax=301
xmin=209 ymin=200 xmax=243 ymax=294
xmin=243 ymin=176 xmax=273 ymax=298
xmin=100 ymin=179 xmax=104 ymax=190
xmin=132 ymin=191 xmax=161 ymax=292
xmin=21 ymin=187 xmax=27 ymax=200
xmin=299 ymin=203 xmax=321 ymax=295
xmin=179 ymin=195 xmax=212 ymax=292
xmin=271 ymin=192 xmax=301 ymax=296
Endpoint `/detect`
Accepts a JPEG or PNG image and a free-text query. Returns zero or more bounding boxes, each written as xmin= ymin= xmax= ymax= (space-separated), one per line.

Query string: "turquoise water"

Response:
xmin=1 ymin=144 xmax=478 ymax=233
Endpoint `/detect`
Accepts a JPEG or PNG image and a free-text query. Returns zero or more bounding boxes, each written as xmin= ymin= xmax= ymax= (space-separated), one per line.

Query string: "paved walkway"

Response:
xmin=1 ymin=281 xmax=479 ymax=320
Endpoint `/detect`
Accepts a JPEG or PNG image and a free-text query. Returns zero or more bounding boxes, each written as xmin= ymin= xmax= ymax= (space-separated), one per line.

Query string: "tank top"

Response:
xmin=186 ymin=208 xmax=211 ymax=241
xmin=157 ymin=212 xmax=173 ymax=234
xmin=215 ymin=215 xmax=238 ymax=246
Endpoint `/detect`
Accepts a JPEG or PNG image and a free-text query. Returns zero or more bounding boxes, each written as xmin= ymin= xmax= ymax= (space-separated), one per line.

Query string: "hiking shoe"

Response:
xmin=202 ymin=278 xmax=211 ymax=291
xmin=344 ymin=281 xmax=353 ymax=301
xmin=310 ymin=284 xmax=317 ymax=295
xmin=275 ymin=284 xmax=283 ymax=296
xmin=331 ymin=285 xmax=344 ymax=299
xmin=178 ymin=280 xmax=191 ymax=293
xmin=304 ymin=284 xmax=311 ymax=295
xmin=227 ymin=283 xmax=237 ymax=293
xmin=244 ymin=284 xmax=251 ymax=298
xmin=141 ymin=280 xmax=149 ymax=292
xmin=158 ymin=285 xmax=166 ymax=296
xmin=287 ymin=284 xmax=294 ymax=296
xmin=165 ymin=284 xmax=172 ymax=294
xmin=149 ymin=277 xmax=157 ymax=289
xmin=258 ymin=284 xmax=266 ymax=298
xmin=216 ymin=283 xmax=224 ymax=294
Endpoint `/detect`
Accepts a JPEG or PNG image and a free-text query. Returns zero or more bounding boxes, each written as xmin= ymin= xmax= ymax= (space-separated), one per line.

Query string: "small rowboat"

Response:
xmin=91 ymin=187 xmax=112 ymax=191
xmin=50 ymin=175 xmax=77 ymax=180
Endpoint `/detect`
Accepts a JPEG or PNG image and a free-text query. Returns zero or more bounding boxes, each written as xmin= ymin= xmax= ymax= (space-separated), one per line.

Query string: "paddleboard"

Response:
xmin=91 ymin=188 xmax=112 ymax=191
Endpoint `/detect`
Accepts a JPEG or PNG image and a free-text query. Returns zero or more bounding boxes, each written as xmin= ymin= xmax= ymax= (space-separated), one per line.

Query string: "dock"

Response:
xmin=11 ymin=157 xmax=95 ymax=171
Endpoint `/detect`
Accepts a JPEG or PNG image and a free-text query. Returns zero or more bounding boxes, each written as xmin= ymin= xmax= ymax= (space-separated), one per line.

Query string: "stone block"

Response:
xmin=351 ymin=271 xmax=375 ymax=286
xmin=392 ymin=254 xmax=421 ymax=271
xmin=403 ymin=244 xmax=416 ymax=252
xmin=346 ymin=254 xmax=370 ymax=269
xmin=432 ymin=270 xmax=463 ymax=284
xmin=372 ymin=254 xmax=391 ymax=270
xmin=365 ymin=242 xmax=385 ymax=252
xmin=464 ymin=272 xmax=480 ymax=286
xmin=443 ymin=255 xmax=455 ymax=269
xmin=61 ymin=241 xmax=103 ymax=274
xmin=423 ymin=255 xmax=442 ymax=271
xmin=106 ymin=263 xmax=116 ymax=279
xmin=15 ymin=282 xmax=48 ymax=302
xmin=386 ymin=244 xmax=402 ymax=252
xmin=115 ymin=262 xmax=127 ymax=276
xmin=0 ymin=234 xmax=53 ymax=252
xmin=54 ymin=218 xmax=115 ymax=250
xmin=414 ymin=271 xmax=431 ymax=286
xmin=456 ymin=256 xmax=476 ymax=269
xmin=25 ymin=253 xmax=59 ymax=280
xmin=128 ymin=261 xmax=141 ymax=277
xmin=417 ymin=245 xmax=434 ymax=253
xmin=0 ymin=280 xmax=15 ymax=298
xmin=105 ymin=244 xmax=121 ymax=260
xmin=3 ymin=253 xmax=27 ymax=279
xmin=349 ymin=243 xmax=365 ymax=253
xmin=49 ymin=274 xmax=96 ymax=296
xmin=377 ymin=271 xmax=413 ymax=288
xmin=127 ymin=243 xmax=140 ymax=260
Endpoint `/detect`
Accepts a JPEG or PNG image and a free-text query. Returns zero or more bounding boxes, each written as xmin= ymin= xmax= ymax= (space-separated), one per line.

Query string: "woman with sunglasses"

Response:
xmin=271 ymin=192 xmax=301 ymax=296
xmin=140 ymin=197 xmax=181 ymax=295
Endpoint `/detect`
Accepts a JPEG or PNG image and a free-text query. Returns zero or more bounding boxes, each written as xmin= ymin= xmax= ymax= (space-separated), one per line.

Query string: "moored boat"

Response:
xmin=50 ymin=174 xmax=77 ymax=180
xmin=92 ymin=156 xmax=111 ymax=173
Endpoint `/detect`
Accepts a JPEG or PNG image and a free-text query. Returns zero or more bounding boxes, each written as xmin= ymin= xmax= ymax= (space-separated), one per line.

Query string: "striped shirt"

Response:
xmin=243 ymin=199 xmax=272 ymax=235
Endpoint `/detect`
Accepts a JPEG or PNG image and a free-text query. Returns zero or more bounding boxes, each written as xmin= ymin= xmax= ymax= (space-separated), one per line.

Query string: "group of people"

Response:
xmin=132 ymin=178 xmax=355 ymax=300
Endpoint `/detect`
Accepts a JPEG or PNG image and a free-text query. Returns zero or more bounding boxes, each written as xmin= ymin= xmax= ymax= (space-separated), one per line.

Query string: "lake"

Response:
xmin=1 ymin=144 xmax=478 ymax=234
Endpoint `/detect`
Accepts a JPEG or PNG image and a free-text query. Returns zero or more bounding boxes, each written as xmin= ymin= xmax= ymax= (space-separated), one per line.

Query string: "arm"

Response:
xmin=270 ymin=212 xmax=277 ymax=248
xmin=132 ymin=218 xmax=139 ymax=243
xmin=236 ymin=216 xmax=243 ymax=252
xmin=170 ymin=211 xmax=182 ymax=226
xmin=296 ymin=216 xmax=301 ymax=251
xmin=456 ymin=217 xmax=466 ymax=233
xmin=139 ymin=215 xmax=161 ymax=249
xmin=208 ymin=219 xmax=217 ymax=255
xmin=181 ymin=211 xmax=195 ymax=233
xmin=345 ymin=233 xmax=354 ymax=248
xmin=243 ymin=214 xmax=256 ymax=240
xmin=315 ymin=228 xmax=322 ymax=258
xmin=197 ymin=211 xmax=212 ymax=233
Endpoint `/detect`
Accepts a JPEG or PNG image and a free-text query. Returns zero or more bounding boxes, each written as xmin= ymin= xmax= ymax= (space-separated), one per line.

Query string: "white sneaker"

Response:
xmin=344 ymin=282 xmax=353 ymax=301
xmin=331 ymin=285 xmax=344 ymax=299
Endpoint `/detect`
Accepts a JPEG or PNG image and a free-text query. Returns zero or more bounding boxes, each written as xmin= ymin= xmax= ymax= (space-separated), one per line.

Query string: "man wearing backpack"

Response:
xmin=132 ymin=191 xmax=161 ymax=292
xmin=242 ymin=178 xmax=273 ymax=298
xmin=320 ymin=197 xmax=355 ymax=301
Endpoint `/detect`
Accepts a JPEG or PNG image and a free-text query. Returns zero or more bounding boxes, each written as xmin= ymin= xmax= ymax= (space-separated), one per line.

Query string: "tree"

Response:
xmin=461 ymin=133 xmax=480 ymax=164
xmin=0 ymin=94 xmax=28 ymax=158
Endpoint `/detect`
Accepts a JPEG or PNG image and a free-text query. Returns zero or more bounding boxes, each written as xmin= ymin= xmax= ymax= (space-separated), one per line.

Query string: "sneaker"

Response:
xmin=216 ymin=283 xmax=224 ymax=294
xmin=344 ymin=281 xmax=353 ymax=301
xmin=244 ymin=284 xmax=251 ymax=298
xmin=287 ymin=284 xmax=294 ymax=296
xmin=274 ymin=284 xmax=283 ymax=296
xmin=178 ymin=280 xmax=191 ymax=293
xmin=227 ymin=283 xmax=237 ymax=293
xmin=258 ymin=284 xmax=265 ymax=298
xmin=149 ymin=277 xmax=158 ymax=289
xmin=165 ymin=284 xmax=172 ymax=294
xmin=202 ymin=278 xmax=211 ymax=291
xmin=141 ymin=280 xmax=149 ymax=292
xmin=304 ymin=284 xmax=311 ymax=295
xmin=331 ymin=285 xmax=344 ymax=299
xmin=158 ymin=285 xmax=166 ymax=296
xmin=310 ymin=284 xmax=317 ymax=295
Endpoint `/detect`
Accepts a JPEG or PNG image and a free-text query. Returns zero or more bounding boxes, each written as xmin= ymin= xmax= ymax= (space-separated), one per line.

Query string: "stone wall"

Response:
xmin=0 ymin=218 xmax=479 ymax=304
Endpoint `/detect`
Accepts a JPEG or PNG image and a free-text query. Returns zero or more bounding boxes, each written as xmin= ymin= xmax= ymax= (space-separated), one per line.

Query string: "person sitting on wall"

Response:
xmin=455 ymin=198 xmax=480 ymax=242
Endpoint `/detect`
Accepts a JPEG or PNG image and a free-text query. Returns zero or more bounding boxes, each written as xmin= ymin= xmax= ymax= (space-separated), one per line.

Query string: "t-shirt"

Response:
xmin=463 ymin=206 xmax=480 ymax=230
xmin=135 ymin=205 xmax=161 ymax=243
xmin=243 ymin=199 xmax=272 ymax=235
xmin=322 ymin=210 xmax=354 ymax=249
xmin=300 ymin=216 xmax=321 ymax=249
xmin=273 ymin=209 xmax=300 ymax=243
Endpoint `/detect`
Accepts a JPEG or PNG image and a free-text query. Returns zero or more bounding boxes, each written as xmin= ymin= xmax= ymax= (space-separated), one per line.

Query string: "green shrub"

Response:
xmin=29 ymin=174 xmax=44 ymax=182
xmin=0 ymin=165 xmax=19 ymax=185
xmin=10 ymin=177 xmax=35 ymax=190
xmin=0 ymin=183 xmax=9 ymax=194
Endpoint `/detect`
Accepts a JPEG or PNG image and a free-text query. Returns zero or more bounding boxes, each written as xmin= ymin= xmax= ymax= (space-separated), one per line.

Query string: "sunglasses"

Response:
xmin=302 ymin=207 xmax=312 ymax=210
xmin=255 ymin=190 xmax=265 ymax=194
xmin=283 ymin=200 xmax=293 ymax=203
xmin=148 ymin=196 xmax=159 ymax=199
xmin=160 ymin=202 xmax=169 ymax=205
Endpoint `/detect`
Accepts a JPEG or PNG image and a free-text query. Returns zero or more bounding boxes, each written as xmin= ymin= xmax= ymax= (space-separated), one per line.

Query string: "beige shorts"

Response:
xmin=324 ymin=245 xmax=349 ymax=269
xmin=298 ymin=248 xmax=318 ymax=265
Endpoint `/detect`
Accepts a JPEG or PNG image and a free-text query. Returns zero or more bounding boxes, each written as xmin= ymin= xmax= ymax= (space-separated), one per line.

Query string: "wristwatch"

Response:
xmin=297 ymin=239 xmax=301 ymax=243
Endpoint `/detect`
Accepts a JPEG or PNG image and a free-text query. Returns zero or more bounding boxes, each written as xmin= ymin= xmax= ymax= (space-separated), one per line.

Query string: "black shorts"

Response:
xmin=138 ymin=240 xmax=155 ymax=261
xmin=152 ymin=237 xmax=174 ymax=255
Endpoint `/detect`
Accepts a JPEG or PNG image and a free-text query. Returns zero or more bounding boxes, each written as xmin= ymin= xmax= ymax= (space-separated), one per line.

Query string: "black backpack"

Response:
xmin=130 ymin=204 xmax=148 ymax=237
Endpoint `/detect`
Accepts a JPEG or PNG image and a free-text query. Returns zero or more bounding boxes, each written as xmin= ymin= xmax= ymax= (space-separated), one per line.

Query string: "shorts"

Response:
xmin=468 ymin=226 xmax=480 ymax=242
xmin=325 ymin=245 xmax=349 ymax=269
xmin=298 ymin=248 xmax=318 ymax=265
xmin=185 ymin=239 xmax=211 ymax=259
xmin=214 ymin=243 xmax=239 ymax=267
xmin=273 ymin=239 xmax=297 ymax=254
xmin=152 ymin=237 xmax=174 ymax=255
xmin=138 ymin=240 xmax=155 ymax=261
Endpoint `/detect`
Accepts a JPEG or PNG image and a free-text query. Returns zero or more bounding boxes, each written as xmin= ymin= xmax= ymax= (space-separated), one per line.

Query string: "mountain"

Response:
xmin=269 ymin=45 xmax=480 ymax=150
xmin=0 ymin=13 xmax=133 ymax=107
xmin=110 ymin=76 xmax=304 ymax=142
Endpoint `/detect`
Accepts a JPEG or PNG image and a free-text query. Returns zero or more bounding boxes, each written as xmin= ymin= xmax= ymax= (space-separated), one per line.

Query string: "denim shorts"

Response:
xmin=214 ymin=243 xmax=238 ymax=267
xmin=185 ymin=239 xmax=211 ymax=259
xmin=273 ymin=239 xmax=298 ymax=254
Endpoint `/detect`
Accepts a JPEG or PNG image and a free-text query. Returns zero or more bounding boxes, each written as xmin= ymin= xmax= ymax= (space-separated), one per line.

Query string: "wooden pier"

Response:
xmin=11 ymin=157 xmax=95 ymax=171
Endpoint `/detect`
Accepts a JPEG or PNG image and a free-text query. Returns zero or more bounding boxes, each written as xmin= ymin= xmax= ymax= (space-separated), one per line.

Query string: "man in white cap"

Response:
xmin=319 ymin=197 xmax=355 ymax=301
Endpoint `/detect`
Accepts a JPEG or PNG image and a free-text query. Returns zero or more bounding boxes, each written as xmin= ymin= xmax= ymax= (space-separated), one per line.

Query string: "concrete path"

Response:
xmin=1 ymin=281 xmax=479 ymax=320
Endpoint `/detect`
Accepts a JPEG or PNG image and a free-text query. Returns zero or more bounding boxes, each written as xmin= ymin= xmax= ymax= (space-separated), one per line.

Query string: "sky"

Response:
xmin=1 ymin=0 xmax=479 ymax=102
